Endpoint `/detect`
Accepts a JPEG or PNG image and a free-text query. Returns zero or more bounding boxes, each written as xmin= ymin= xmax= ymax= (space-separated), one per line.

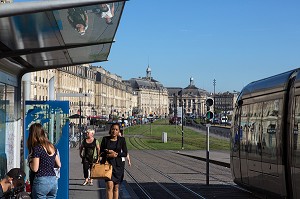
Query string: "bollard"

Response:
xmin=162 ymin=132 xmax=167 ymax=143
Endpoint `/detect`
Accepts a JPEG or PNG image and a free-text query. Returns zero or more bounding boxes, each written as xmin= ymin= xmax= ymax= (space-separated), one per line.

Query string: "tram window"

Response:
xmin=261 ymin=100 xmax=281 ymax=162
xmin=232 ymin=106 xmax=241 ymax=152
xmin=293 ymin=96 xmax=300 ymax=166
xmin=239 ymin=105 xmax=248 ymax=153
xmin=248 ymin=103 xmax=263 ymax=159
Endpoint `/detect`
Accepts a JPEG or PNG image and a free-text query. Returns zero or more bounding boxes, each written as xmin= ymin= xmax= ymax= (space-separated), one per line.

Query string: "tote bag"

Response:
xmin=90 ymin=161 xmax=112 ymax=180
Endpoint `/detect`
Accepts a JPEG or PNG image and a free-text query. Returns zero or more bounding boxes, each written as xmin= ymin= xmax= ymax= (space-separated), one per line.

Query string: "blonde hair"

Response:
xmin=86 ymin=129 xmax=95 ymax=135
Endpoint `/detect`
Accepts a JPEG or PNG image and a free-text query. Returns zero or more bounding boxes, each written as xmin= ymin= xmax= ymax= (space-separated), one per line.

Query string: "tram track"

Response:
xmin=132 ymin=150 xmax=233 ymax=185
xmin=127 ymin=135 xmax=156 ymax=150
xmin=124 ymin=150 xmax=257 ymax=199
xmin=125 ymin=153 xmax=206 ymax=199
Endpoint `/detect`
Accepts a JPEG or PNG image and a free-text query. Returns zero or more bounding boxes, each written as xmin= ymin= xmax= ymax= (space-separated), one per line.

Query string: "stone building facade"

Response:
xmin=27 ymin=64 xmax=238 ymax=121
xmin=27 ymin=64 xmax=136 ymax=120
xmin=93 ymin=66 xmax=137 ymax=118
xmin=167 ymin=77 xmax=209 ymax=118
xmin=214 ymin=91 xmax=239 ymax=117
xmin=125 ymin=66 xmax=169 ymax=117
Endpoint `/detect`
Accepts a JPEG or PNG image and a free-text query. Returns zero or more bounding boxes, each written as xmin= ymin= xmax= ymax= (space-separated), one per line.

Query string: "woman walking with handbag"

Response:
xmin=100 ymin=123 xmax=128 ymax=199
xmin=79 ymin=129 xmax=100 ymax=186
xmin=27 ymin=123 xmax=61 ymax=199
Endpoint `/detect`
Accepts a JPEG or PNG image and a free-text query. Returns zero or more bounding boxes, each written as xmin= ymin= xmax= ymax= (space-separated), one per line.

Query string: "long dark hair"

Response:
xmin=27 ymin=123 xmax=54 ymax=155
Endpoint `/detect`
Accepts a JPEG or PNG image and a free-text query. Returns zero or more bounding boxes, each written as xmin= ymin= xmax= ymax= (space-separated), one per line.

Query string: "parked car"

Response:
xmin=118 ymin=119 xmax=129 ymax=127
xmin=212 ymin=118 xmax=220 ymax=124
xmin=221 ymin=116 xmax=228 ymax=124
xmin=169 ymin=116 xmax=181 ymax=124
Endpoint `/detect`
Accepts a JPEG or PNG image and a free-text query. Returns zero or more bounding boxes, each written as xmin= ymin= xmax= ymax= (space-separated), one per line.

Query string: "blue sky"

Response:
xmin=99 ymin=0 xmax=300 ymax=93
xmin=13 ymin=0 xmax=300 ymax=93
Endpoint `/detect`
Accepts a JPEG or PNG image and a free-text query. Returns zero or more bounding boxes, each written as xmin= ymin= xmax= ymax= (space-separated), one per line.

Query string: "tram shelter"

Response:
xmin=0 ymin=0 xmax=126 ymax=178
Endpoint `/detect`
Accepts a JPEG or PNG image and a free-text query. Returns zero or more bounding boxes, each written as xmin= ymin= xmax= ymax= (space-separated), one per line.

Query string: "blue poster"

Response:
xmin=24 ymin=100 xmax=69 ymax=199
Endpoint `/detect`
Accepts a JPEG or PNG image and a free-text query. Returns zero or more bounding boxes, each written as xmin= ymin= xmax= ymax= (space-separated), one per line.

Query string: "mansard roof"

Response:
xmin=126 ymin=77 xmax=166 ymax=90
xmin=166 ymin=86 xmax=208 ymax=97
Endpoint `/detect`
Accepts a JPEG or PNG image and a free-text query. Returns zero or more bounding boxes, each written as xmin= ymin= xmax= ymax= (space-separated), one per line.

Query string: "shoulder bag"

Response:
xmin=90 ymin=160 xmax=112 ymax=180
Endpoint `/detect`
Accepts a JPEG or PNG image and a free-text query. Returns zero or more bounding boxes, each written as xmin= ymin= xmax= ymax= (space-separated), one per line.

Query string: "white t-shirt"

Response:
xmin=101 ymin=4 xmax=113 ymax=18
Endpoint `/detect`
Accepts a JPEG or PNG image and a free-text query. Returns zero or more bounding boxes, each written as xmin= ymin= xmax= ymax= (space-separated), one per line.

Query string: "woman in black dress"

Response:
xmin=100 ymin=123 xmax=128 ymax=199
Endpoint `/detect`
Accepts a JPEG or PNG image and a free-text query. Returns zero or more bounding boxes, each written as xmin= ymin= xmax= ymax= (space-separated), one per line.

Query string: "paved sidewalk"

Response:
xmin=68 ymin=127 xmax=231 ymax=198
xmin=69 ymin=129 xmax=129 ymax=199
xmin=69 ymin=146 xmax=104 ymax=199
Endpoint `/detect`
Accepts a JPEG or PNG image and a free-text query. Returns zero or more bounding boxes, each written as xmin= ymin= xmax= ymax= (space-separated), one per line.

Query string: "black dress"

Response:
xmin=100 ymin=136 xmax=128 ymax=184
xmin=106 ymin=140 xmax=124 ymax=183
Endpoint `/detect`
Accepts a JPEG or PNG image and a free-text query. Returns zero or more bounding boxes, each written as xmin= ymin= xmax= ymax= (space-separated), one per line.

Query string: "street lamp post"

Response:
xmin=79 ymin=100 xmax=82 ymax=146
xmin=91 ymin=107 xmax=96 ymax=129
xmin=213 ymin=79 xmax=216 ymax=118
xmin=110 ymin=104 xmax=113 ymax=120
xmin=181 ymin=89 xmax=184 ymax=149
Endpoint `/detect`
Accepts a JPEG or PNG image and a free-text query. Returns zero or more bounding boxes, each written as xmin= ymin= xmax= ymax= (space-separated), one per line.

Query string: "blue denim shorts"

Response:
xmin=32 ymin=176 xmax=58 ymax=199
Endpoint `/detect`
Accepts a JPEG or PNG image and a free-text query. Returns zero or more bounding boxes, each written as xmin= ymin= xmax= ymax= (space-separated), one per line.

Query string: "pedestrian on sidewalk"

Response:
xmin=27 ymin=123 xmax=61 ymax=199
xmin=119 ymin=129 xmax=131 ymax=167
xmin=79 ymin=129 xmax=100 ymax=186
xmin=100 ymin=123 xmax=128 ymax=199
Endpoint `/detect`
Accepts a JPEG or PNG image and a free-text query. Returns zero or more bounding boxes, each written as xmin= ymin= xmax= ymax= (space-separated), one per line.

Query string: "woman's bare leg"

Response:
xmin=106 ymin=181 xmax=114 ymax=199
xmin=113 ymin=183 xmax=119 ymax=199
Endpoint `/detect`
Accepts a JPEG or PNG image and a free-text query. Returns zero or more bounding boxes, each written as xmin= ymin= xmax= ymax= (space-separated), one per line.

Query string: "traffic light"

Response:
xmin=206 ymin=98 xmax=214 ymax=120
xmin=121 ymin=118 xmax=125 ymax=127
xmin=206 ymin=111 xmax=214 ymax=120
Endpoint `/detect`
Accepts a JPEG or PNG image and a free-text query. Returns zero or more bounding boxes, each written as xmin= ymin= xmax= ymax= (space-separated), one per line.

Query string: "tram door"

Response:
xmin=260 ymin=99 xmax=280 ymax=193
xmin=291 ymin=93 xmax=300 ymax=198
xmin=231 ymin=106 xmax=242 ymax=183
xmin=239 ymin=104 xmax=249 ymax=185
xmin=246 ymin=103 xmax=263 ymax=188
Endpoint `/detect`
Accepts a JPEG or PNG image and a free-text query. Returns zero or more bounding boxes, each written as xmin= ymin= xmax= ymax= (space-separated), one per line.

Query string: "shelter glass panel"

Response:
xmin=0 ymin=82 xmax=18 ymax=178
xmin=0 ymin=83 xmax=6 ymax=155
xmin=0 ymin=1 xmax=125 ymax=69
xmin=0 ymin=83 xmax=6 ymax=178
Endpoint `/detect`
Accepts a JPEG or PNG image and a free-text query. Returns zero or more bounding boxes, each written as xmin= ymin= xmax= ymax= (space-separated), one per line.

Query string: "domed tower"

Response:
xmin=146 ymin=65 xmax=151 ymax=80
xmin=190 ymin=77 xmax=194 ymax=86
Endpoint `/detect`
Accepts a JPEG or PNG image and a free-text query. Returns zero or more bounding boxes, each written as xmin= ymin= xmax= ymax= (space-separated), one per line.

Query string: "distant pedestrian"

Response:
xmin=79 ymin=129 xmax=100 ymax=186
xmin=100 ymin=123 xmax=128 ymax=199
xmin=27 ymin=123 xmax=61 ymax=199
xmin=119 ymin=129 xmax=131 ymax=167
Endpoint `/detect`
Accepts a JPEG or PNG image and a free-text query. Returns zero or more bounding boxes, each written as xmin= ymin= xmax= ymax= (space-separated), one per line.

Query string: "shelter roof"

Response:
xmin=0 ymin=0 xmax=126 ymax=77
